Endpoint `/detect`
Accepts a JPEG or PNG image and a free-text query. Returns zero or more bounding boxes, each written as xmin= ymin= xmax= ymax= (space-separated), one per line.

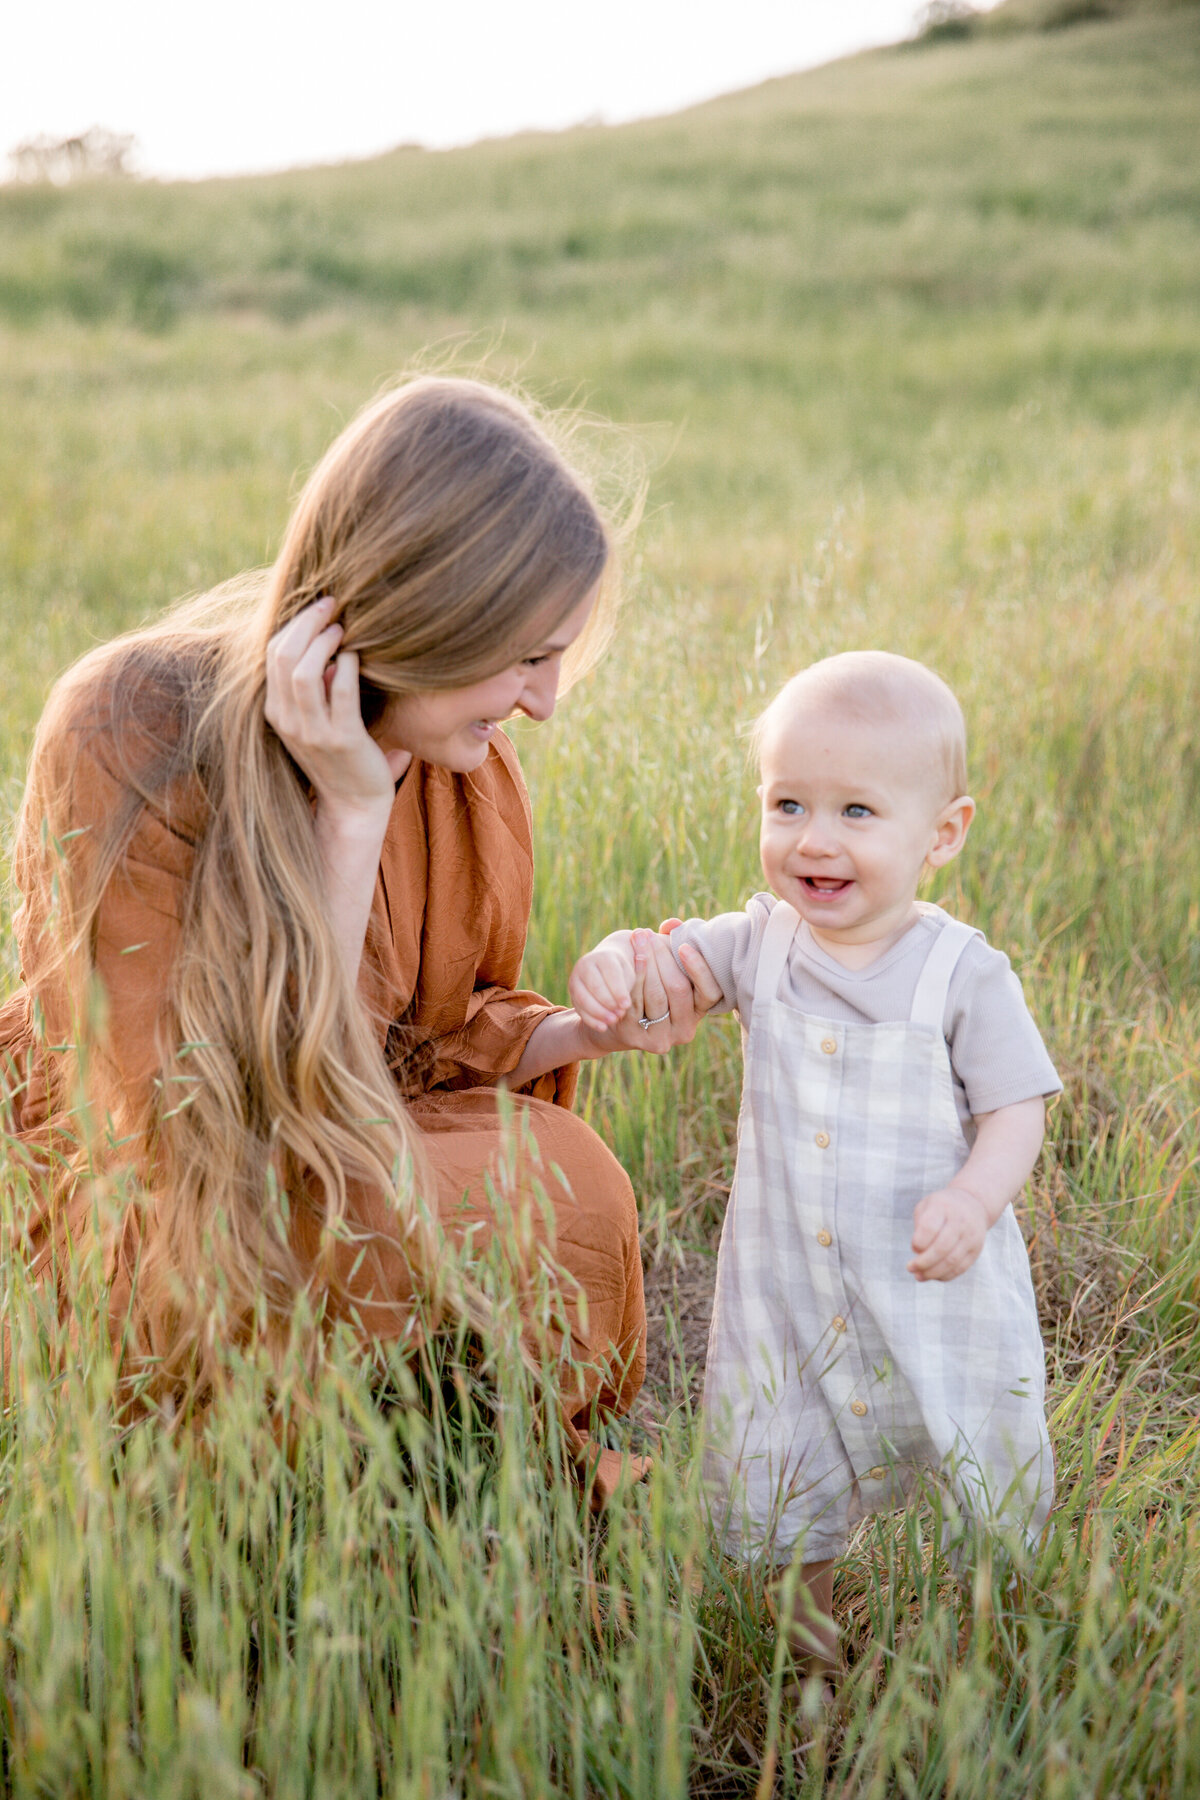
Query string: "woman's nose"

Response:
xmin=516 ymin=661 xmax=560 ymax=722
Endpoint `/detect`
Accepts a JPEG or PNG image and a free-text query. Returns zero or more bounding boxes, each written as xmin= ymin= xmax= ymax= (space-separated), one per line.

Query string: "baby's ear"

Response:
xmin=927 ymin=796 xmax=975 ymax=868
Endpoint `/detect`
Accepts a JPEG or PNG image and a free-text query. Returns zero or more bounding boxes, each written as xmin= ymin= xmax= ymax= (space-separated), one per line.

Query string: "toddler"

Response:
xmin=570 ymin=651 xmax=1059 ymax=1675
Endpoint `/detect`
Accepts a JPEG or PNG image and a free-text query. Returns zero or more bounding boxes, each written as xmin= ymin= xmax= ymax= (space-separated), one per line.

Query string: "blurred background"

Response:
xmin=7 ymin=0 xmax=968 ymax=179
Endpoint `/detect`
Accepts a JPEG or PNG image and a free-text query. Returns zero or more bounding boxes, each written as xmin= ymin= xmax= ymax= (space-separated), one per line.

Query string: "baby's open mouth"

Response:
xmin=803 ymin=877 xmax=852 ymax=893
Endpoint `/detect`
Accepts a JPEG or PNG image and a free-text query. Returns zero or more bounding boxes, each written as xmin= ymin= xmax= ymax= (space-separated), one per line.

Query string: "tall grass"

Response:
xmin=1 ymin=6 xmax=1198 ymax=1792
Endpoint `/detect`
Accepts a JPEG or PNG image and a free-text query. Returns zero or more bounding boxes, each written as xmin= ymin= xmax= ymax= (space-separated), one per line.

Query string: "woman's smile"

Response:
xmin=371 ymin=586 xmax=597 ymax=773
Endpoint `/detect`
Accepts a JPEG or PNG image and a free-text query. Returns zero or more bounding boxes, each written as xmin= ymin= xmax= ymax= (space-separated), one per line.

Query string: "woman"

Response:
xmin=0 ymin=375 xmax=715 ymax=1484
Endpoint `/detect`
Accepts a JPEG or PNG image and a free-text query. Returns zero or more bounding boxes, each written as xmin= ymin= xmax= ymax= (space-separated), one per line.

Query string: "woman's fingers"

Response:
xmin=676 ymin=940 xmax=723 ymax=1013
xmin=656 ymin=918 xmax=722 ymax=1015
xmin=634 ymin=931 xmax=704 ymax=1046
xmin=325 ymin=644 xmax=362 ymax=722
xmin=264 ymin=597 xmax=399 ymax=815
xmin=293 ymin=627 xmax=346 ymax=724
xmin=265 ymin=598 xmax=342 ymax=731
xmin=632 ymin=931 xmax=671 ymax=1020
xmin=266 ymin=596 xmax=336 ymax=675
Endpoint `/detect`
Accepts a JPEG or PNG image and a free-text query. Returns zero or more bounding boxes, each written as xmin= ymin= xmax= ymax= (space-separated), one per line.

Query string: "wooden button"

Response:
xmin=868 ymin=1466 xmax=887 ymax=1482
xmin=814 ymin=1131 xmax=831 ymax=1148
xmin=821 ymin=1037 xmax=837 ymax=1055
xmin=816 ymin=1229 xmax=832 ymax=1247
xmin=831 ymin=1315 xmax=846 ymax=1333
xmin=851 ymin=1400 xmax=868 ymax=1417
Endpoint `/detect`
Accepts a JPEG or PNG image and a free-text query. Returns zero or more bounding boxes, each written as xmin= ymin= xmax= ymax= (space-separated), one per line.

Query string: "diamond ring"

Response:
xmin=638 ymin=1010 xmax=671 ymax=1030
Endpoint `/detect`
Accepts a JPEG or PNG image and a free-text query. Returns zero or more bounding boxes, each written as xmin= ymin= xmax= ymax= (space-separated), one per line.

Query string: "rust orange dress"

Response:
xmin=0 ymin=672 xmax=645 ymax=1449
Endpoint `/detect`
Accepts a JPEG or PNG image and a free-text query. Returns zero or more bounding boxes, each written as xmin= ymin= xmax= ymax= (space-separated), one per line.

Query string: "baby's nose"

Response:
xmin=798 ymin=818 xmax=838 ymax=853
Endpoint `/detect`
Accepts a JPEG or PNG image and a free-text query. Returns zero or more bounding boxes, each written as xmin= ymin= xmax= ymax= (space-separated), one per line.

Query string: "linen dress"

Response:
xmin=0 ymin=649 xmax=645 ymax=1451
xmin=680 ymin=897 xmax=1055 ymax=1563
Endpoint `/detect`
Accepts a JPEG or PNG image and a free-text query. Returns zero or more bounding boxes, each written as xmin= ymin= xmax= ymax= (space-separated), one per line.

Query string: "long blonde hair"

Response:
xmin=14 ymin=375 xmax=617 ymax=1415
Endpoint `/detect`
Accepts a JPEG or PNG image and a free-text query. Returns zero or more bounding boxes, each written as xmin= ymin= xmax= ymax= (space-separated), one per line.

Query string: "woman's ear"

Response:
xmin=926 ymin=796 xmax=975 ymax=869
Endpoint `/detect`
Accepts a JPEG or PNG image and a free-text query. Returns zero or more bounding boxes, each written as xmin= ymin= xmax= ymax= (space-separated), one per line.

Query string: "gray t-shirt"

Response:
xmin=671 ymin=895 xmax=1061 ymax=1129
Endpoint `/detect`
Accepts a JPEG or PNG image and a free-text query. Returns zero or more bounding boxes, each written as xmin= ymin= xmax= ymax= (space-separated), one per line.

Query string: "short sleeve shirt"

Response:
xmin=671 ymin=895 xmax=1061 ymax=1129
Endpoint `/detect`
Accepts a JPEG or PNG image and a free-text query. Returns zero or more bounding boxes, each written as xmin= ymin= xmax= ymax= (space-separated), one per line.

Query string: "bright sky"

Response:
xmin=7 ymin=0 xmax=938 ymax=182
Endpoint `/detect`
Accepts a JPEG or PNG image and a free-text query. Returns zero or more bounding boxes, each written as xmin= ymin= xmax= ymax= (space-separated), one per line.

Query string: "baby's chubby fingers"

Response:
xmin=568 ymin=949 xmax=636 ymax=1031
xmin=907 ymin=1197 xmax=947 ymax=1276
xmin=908 ymin=1187 xmax=987 ymax=1282
xmin=909 ymin=1196 xmax=944 ymax=1253
xmin=566 ymin=965 xmax=620 ymax=1031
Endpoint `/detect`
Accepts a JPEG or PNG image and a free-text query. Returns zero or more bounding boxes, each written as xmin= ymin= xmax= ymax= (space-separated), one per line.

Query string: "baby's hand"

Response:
xmin=568 ymin=933 xmax=640 ymax=1033
xmin=908 ymin=1185 xmax=989 ymax=1283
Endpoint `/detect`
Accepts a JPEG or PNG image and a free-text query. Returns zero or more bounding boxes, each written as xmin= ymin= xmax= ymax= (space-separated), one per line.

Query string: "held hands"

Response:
xmin=264 ymin=597 xmax=410 ymax=828
xmin=568 ymin=926 xmax=722 ymax=1055
xmin=908 ymin=1185 xmax=990 ymax=1283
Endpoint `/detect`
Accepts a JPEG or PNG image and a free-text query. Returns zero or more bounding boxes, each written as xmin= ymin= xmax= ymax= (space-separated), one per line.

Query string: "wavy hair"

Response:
xmin=14 ymin=375 xmax=620 ymax=1416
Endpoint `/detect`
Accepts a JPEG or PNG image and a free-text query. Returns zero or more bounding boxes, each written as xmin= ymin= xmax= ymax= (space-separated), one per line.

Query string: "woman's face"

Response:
xmin=370 ymin=585 xmax=597 ymax=772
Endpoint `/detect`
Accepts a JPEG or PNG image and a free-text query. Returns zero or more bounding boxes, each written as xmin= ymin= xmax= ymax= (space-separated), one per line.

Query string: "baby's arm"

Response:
xmin=908 ymin=1097 xmax=1046 ymax=1283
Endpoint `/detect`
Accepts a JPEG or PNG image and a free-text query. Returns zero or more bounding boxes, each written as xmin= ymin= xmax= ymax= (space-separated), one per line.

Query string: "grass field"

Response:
xmin=1 ymin=4 xmax=1199 ymax=1793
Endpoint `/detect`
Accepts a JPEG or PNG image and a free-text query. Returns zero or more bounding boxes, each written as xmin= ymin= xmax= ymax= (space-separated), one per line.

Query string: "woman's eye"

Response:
xmin=523 ymin=653 xmax=551 ymax=668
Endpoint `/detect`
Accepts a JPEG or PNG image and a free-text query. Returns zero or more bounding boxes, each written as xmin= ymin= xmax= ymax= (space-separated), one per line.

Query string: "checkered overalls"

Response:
xmin=702 ymin=900 xmax=1054 ymax=1562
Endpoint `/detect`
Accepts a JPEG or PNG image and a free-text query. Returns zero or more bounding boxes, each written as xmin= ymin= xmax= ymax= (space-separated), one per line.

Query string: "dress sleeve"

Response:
xmin=425 ymin=986 xmax=577 ymax=1106
xmin=14 ymin=708 xmax=198 ymax=1135
xmin=392 ymin=735 xmax=578 ymax=1107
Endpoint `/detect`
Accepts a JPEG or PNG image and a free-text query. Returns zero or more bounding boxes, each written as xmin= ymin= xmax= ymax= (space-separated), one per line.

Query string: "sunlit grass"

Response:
xmin=1 ymin=6 xmax=1199 ymax=1793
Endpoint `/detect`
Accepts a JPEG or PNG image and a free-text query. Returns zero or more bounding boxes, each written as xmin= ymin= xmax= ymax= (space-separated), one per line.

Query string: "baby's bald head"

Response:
xmin=754 ymin=651 xmax=968 ymax=807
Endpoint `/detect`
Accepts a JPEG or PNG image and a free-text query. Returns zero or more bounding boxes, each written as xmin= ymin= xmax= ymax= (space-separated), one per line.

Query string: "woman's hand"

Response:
xmin=264 ymin=597 xmax=410 ymax=824
xmin=578 ymin=928 xmax=723 ymax=1056
xmin=264 ymin=597 xmax=409 ymax=980
xmin=509 ymin=926 xmax=723 ymax=1088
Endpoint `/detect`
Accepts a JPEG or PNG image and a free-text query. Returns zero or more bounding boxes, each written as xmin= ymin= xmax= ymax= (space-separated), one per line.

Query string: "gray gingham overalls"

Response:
xmin=702 ymin=900 xmax=1054 ymax=1563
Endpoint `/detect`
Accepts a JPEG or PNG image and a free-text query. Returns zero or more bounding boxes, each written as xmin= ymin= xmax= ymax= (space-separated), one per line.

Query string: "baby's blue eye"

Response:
xmin=844 ymin=803 xmax=872 ymax=819
xmin=779 ymin=800 xmax=803 ymax=816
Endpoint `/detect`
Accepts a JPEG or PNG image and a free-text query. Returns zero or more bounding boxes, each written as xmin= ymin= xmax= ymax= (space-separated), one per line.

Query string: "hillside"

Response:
xmin=3 ymin=9 xmax=1197 ymax=339
xmin=2 ymin=8 xmax=1197 ymax=679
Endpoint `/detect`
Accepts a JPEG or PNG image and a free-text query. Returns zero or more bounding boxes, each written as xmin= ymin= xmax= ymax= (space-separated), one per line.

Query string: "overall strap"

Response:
xmin=753 ymin=900 xmax=801 ymax=1015
xmin=909 ymin=907 xmax=980 ymax=1031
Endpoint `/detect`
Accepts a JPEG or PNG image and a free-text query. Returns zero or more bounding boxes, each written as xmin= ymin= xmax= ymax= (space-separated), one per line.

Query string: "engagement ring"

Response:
xmin=638 ymin=1010 xmax=671 ymax=1029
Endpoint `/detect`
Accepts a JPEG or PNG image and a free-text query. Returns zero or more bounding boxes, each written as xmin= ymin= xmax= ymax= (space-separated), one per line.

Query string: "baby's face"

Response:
xmin=758 ymin=703 xmax=963 ymax=953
